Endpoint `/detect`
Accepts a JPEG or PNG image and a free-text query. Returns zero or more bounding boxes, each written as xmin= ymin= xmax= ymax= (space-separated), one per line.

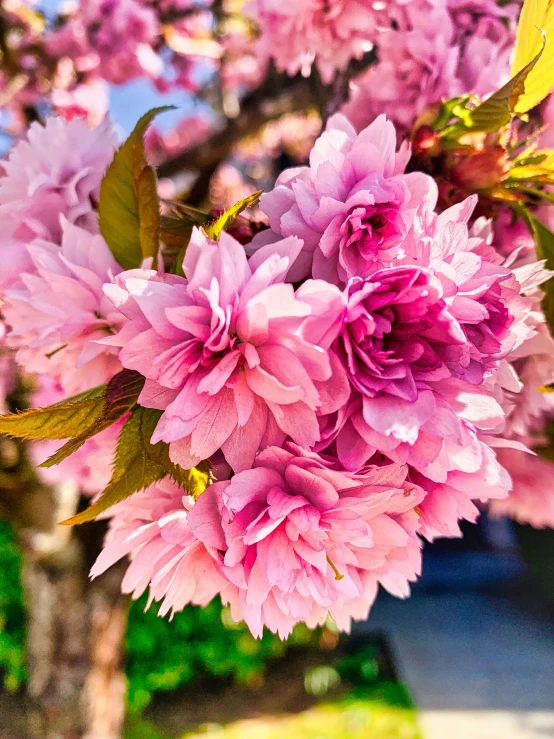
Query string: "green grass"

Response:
xmin=185 ymin=706 xmax=418 ymax=739
xmin=126 ymin=642 xmax=421 ymax=739
xmin=181 ymin=685 xmax=420 ymax=739
xmin=126 ymin=683 xmax=420 ymax=739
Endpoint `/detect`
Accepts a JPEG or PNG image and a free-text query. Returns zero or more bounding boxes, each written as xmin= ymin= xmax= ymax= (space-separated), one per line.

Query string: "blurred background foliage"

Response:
xmin=0 ymin=518 xmax=319 ymax=713
xmin=0 ymin=520 xmax=26 ymax=693
xmin=126 ymin=596 xmax=318 ymax=714
xmin=0 ymin=517 xmax=422 ymax=739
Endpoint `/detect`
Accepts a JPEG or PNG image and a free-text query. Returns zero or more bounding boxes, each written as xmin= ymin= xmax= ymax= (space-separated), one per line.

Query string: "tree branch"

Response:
xmin=156 ymin=50 xmax=378 ymax=185
xmin=157 ymin=74 xmax=316 ymax=179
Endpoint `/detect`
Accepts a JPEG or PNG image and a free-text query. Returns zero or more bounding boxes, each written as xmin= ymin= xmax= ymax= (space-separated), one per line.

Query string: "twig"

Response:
xmin=157 ymin=73 xmax=315 ymax=179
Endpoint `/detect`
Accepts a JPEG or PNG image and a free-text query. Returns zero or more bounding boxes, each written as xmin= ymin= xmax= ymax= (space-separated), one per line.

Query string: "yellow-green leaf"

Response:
xmin=0 ymin=385 xmax=106 ymax=440
xmin=99 ymin=107 xmax=173 ymax=269
xmin=512 ymin=0 xmax=554 ymax=114
xmin=443 ymin=46 xmax=544 ymax=137
xmin=40 ymin=369 xmax=144 ymax=467
xmin=204 ymin=191 xmax=263 ymax=241
xmin=62 ymin=406 xmax=210 ymax=524
xmin=136 ymin=166 xmax=160 ymax=263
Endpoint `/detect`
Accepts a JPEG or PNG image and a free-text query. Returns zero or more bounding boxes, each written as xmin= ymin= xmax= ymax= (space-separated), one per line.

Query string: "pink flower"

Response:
xmin=311 ymin=200 xmax=533 ymax=538
xmin=104 ymin=228 xmax=348 ymax=471
xmin=189 ymin=445 xmax=424 ymax=637
xmin=322 ymin=197 xmax=530 ymax=459
xmin=0 ymin=115 xmax=116 ymax=290
xmin=486 ymin=251 xmax=554 ymax=447
xmin=342 ymin=1 xmax=458 ymax=135
xmin=447 ymin=0 xmax=519 ymax=97
xmin=47 ymin=0 xmax=162 ymax=85
xmin=90 ymin=477 xmax=235 ymax=617
xmin=336 ymin=267 xmax=468 ymax=401
xmin=489 ymin=449 xmax=554 ymax=529
xmin=395 ymin=198 xmax=531 ymax=380
xmin=317 ymin=393 xmax=511 ymax=540
xmin=252 ymin=114 xmax=437 ymax=284
xmin=51 ymin=76 xmax=110 ymax=127
xmin=342 ymin=0 xmax=520 ymax=134
xmin=3 ymin=219 xmax=123 ymax=394
xmin=251 ymin=0 xmax=379 ymax=84
xmin=342 ymin=0 xmax=517 ymax=136
xmin=411 ymin=425 xmax=510 ymax=540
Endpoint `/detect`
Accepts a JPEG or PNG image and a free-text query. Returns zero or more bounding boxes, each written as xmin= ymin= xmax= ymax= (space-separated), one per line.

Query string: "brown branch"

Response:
xmin=156 ymin=50 xmax=378 ymax=184
xmin=157 ymin=74 xmax=316 ymax=179
xmin=323 ymin=49 xmax=377 ymax=122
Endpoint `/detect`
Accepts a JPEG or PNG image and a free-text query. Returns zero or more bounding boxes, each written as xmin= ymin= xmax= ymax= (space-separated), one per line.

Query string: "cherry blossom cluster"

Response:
xmin=250 ymin=0 xmax=520 ymax=134
xmin=0 ymin=112 xmax=543 ymax=638
xmin=0 ymin=0 xmax=259 ymax=135
xmin=342 ymin=0 xmax=520 ymax=135
xmin=0 ymin=115 xmax=121 ymax=495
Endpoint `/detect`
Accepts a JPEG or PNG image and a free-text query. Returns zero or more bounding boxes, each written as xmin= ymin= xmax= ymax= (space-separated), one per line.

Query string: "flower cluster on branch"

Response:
xmin=2 ymin=0 xmax=554 ymax=641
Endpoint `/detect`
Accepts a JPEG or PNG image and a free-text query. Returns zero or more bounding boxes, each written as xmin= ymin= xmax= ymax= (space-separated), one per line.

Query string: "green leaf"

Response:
xmin=519 ymin=207 xmax=554 ymax=267
xmin=99 ymin=107 xmax=174 ymax=270
xmin=40 ymin=369 xmax=145 ymax=467
xmin=512 ymin=0 xmax=554 ymax=114
xmin=62 ymin=407 xmax=210 ymax=525
xmin=518 ymin=206 xmax=554 ymax=331
xmin=160 ymin=202 xmax=210 ymax=274
xmin=136 ymin=165 xmax=161 ymax=263
xmin=0 ymin=385 xmax=106 ymax=440
xmin=508 ymin=148 xmax=554 ymax=182
xmin=204 ymin=191 xmax=263 ymax=241
xmin=442 ymin=45 xmax=545 ymax=138
xmin=160 ymin=215 xmax=195 ymax=249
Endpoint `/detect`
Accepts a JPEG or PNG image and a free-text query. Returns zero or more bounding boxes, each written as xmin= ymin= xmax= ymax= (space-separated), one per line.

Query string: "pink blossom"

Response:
xmin=90 ymin=477 xmax=235 ymax=617
xmin=342 ymin=0 xmax=517 ymax=136
xmin=253 ymin=113 xmax=436 ymax=284
xmin=411 ymin=425 xmax=510 ymax=539
xmin=0 ymin=115 xmax=116 ymax=289
xmin=337 ymin=267 xmax=470 ymax=400
xmin=311 ymin=200 xmax=536 ymax=537
xmin=189 ymin=445 xmax=424 ymax=637
xmin=487 ymin=249 xmax=554 ymax=448
xmin=318 ymin=393 xmax=511 ymax=539
xmin=47 ymin=0 xmax=162 ymax=85
xmin=489 ymin=449 xmax=554 ymax=529
xmin=449 ymin=0 xmax=518 ymax=96
xmin=342 ymin=1 xmax=458 ymax=135
xmin=3 ymin=219 xmax=123 ymax=394
xmin=51 ymin=76 xmax=110 ymax=127
xmin=321 ymin=197 xmax=530 ymax=458
xmin=104 ymin=228 xmax=348 ymax=472
xmin=251 ymin=0 xmax=379 ymax=84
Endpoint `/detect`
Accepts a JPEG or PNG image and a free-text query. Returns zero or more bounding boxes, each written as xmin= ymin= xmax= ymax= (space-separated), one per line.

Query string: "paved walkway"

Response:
xmin=360 ymin=551 xmax=554 ymax=738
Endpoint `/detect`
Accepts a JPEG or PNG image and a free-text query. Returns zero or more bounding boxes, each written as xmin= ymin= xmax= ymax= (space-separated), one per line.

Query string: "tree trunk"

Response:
xmin=19 ymin=481 xmax=127 ymax=739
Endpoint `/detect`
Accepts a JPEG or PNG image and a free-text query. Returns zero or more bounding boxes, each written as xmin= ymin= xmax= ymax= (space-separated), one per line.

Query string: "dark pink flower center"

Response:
xmin=336 ymin=267 xmax=464 ymax=401
xmin=341 ymin=204 xmax=405 ymax=264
